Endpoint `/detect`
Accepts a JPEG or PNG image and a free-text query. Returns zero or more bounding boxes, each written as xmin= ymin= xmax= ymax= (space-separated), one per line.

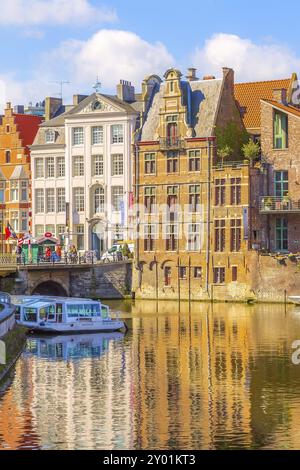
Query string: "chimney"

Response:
xmin=186 ymin=68 xmax=198 ymax=82
xmin=272 ymin=88 xmax=287 ymax=105
xmin=73 ymin=95 xmax=88 ymax=106
xmin=45 ymin=97 xmax=63 ymax=121
xmin=203 ymin=75 xmax=216 ymax=81
xmin=117 ymin=80 xmax=135 ymax=103
xmin=222 ymin=67 xmax=234 ymax=95
xmin=14 ymin=105 xmax=25 ymax=114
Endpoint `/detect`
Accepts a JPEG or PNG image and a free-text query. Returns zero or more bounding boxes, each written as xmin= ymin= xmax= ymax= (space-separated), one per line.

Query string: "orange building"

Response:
xmin=0 ymin=102 xmax=42 ymax=253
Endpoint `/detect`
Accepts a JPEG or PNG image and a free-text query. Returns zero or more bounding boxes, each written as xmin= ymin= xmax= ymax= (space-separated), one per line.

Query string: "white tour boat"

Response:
xmin=14 ymin=296 xmax=126 ymax=333
xmin=289 ymin=296 xmax=300 ymax=306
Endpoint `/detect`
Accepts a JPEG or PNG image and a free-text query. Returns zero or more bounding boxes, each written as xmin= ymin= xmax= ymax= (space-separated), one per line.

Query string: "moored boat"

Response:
xmin=14 ymin=296 xmax=126 ymax=333
xmin=288 ymin=296 xmax=300 ymax=305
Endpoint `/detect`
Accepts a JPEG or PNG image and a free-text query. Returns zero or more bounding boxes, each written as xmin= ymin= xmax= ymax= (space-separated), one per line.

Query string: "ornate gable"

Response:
xmin=78 ymin=95 xmax=122 ymax=115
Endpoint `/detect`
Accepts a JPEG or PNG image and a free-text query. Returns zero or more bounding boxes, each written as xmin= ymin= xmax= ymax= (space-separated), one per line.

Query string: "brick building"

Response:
xmin=132 ymin=67 xmax=251 ymax=300
xmin=0 ymin=103 xmax=42 ymax=252
xmin=258 ymin=90 xmax=300 ymax=252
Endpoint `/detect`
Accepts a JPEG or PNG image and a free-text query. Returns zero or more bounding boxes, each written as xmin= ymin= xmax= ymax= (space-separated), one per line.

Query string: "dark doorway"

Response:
xmin=32 ymin=281 xmax=68 ymax=297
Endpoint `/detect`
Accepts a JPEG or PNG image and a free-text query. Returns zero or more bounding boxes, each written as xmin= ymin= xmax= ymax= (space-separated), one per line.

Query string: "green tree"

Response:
xmin=217 ymin=145 xmax=232 ymax=167
xmin=242 ymin=139 xmax=260 ymax=165
xmin=121 ymin=243 xmax=132 ymax=259
xmin=215 ymin=122 xmax=249 ymax=160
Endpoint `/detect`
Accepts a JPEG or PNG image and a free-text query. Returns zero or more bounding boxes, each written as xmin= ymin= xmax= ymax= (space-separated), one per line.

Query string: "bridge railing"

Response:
xmin=0 ymin=253 xmax=133 ymax=268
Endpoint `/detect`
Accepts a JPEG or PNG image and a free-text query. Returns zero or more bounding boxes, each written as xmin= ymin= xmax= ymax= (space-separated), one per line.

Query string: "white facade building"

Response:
xmin=31 ymin=87 xmax=139 ymax=255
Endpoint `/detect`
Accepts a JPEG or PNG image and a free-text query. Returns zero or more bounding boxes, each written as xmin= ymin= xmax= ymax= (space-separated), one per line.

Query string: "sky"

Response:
xmin=0 ymin=0 xmax=300 ymax=109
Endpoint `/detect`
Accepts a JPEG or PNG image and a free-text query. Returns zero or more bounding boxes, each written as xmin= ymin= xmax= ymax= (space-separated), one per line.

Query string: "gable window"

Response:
xmin=274 ymin=111 xmax=288 ymax=149
xmin=45 ymin=129 xmax=55 ymax=144
xmin=5 ymin=150 xmax=11 ymax=163
xmin=144 ymin=153 xmax=156 ymax=174
xmin=92 ymin=126 xmax=103 ymax=145
xmin=6 ymin=125 xmax=10 ymax=133
xmin=112 ymin=125 xmax=123 ymax=144
xmin=167 ymin=122 xmax=178 ymax=146
xmin=93 ymin=155 xmax=104 ymax=176
xmin=72 ymin=127 xmax=84 ymax=146
xmin=0 ymin=182 xmax=5 ymax=203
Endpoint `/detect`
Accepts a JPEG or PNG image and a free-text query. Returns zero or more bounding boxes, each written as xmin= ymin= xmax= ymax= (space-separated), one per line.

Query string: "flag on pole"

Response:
xmin=5 ymin=223 xmax=17 ymax=241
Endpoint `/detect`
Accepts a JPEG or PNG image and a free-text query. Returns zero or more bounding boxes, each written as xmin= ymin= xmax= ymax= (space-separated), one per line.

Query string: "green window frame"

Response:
xmin=274 ymin=171 xmax=288 ymax=198
xmin=276 ymin=217 xmax=288 ymax=252
xmin=274 ymin=111 xmax=288 ymax=149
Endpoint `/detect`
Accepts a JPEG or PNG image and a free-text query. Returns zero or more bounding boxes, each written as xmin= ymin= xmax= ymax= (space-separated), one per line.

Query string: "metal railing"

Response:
xmin=260 ymin=196 xmax=300 ymax=213
xmin=159 ymin=138 xmax=186 ymax=150
xmin=213 ymin=160 xmax=249 ymax=170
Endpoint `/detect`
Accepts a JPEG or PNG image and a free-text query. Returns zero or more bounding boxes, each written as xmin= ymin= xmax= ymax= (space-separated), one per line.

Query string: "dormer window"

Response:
xmin=45 ymin=129 xmax=55 ymax=144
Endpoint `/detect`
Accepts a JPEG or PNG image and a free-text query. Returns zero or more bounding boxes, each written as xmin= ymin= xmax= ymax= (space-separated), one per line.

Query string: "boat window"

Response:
xmin=24 ymin=307 xmax=38 ymax=322
xmin=15 ymin=306 xmax=21 ymax=321
xmin=56 ymin=304 xmax=63 ymax=314
xmin=39 ymin=308 xmax=47 ymax=321
xmin=66 ymin=303 xmax=100 ymax=318
xmin=101 ymin=306 xmax=109 ymax=319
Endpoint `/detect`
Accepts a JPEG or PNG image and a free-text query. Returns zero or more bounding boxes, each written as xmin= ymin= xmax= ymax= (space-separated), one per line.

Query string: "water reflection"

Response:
xmin=1 ymin=301 xmax=300 ymax=449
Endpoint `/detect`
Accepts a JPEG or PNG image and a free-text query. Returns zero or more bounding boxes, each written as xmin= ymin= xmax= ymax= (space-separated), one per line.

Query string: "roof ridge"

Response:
xmin=235 ymin=78 xmax=290 ymax=86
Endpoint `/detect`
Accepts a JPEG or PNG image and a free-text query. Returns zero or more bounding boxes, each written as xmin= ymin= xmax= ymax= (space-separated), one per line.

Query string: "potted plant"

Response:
xmin=242 ymin=139 xmax=261 ymax=167
xmin=282 ymin=194 xmax=290 ymax=209
xmin=263 ymin=197 xmax=273 ymax=210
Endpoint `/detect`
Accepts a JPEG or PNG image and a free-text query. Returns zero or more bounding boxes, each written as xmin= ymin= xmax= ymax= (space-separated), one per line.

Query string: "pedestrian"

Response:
xmin=45 ymin=246 xmax=52 ymax=262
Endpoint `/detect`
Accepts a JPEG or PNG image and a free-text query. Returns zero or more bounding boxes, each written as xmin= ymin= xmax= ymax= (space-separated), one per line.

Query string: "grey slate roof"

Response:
xmin=140 ymin=78 xmax=223 ymax=141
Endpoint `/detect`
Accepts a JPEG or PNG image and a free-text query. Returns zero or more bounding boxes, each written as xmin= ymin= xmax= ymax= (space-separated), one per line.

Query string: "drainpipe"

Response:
xmin=205 ymin=138 xmax=213 ymax=293
xmin=134 ymin=142 xmax=140 ymax=269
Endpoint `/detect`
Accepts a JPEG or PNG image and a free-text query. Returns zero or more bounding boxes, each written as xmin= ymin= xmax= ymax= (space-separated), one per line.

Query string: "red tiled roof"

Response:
xmin=13 ymin=114 xmax=43 ymax=147
xmin=234 ymin=78 xmax=291 ymax=130
xmin=262 ymin=99 xmax=300 ymax=119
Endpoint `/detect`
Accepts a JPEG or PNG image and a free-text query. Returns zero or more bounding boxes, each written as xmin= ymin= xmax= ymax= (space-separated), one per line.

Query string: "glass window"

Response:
xmin=187 ymin=224 xmax=201 ymax=251
xmin=35 ymin=189 xmax=44 ymax=213
xmin=21 ymin=211 xmax=27 ymax=232
xmin=274 ymin=111 xmax=288 ymax=149
xmin=93 ymin=155 xmax=104 ymax=176
xmin=46 ymin=225 xmax=55 ymax=234
xmin=144 ymin=187 xmax=156 ymax=214
xmin=57 ymin=188 xmax=66 ymax=212
xmin=112 ymin=186 xmax=123 ymax=211
xmin=274 ymin=171 xmax=288 ymax=197
xmin=46 ymin=157 xmax=55 ymax=178
xmin=215 ymin=219 xmax=226 ymax=252
xmin=72 ymin=127 xmax=84 ymax=146
xmin=92 ymin=126 xmax=103 ymax=145
xmin=10 ymin=211 xmax=19 ymax=232
xmin=213 ymin=267 xmax=225 ymax=284
xmin=230 ymin=177 xmax=241 ymax=205
xmin=76 ymin=225 xmax=84 ymax=251
xmin=74 ymin=188 xmax=84 ymax=212
xmin=57 ymin=157 xmax=65 ymax=177
xmin=215 ymin=179 xmax=226 ymax=206
xmin=144 ymin=224 xmax=156 ymax=251
xmin=112 ymin=154 xmax=123 ymax=176
xmin=111 ymin=124 xmax=123 ymax=144
xmin=230 ymin=219 xmax=242 ymax=252
xmin=5 ymin=150 xmax=11 ymax=163
xmin=73 ymin=156 xmax=84 ymax=177
xmin=276 ymin=217 xmax=288 ymax=251
xmin=166 ymin=224 xmax=178 ymax=251
xmin=45 ymin=129 xmax=55 ymax=144
xmin=194 ymin=267 xmax=202 ymax=279
xmin=145 ymin=153 xmax=156 ymax=174
xmin=35 ymin=225 xmax=44 ymax=237
xmin=10 ymin=181 xmax=19 ymax=202
xmin=113 ymin=224 xmax=124 ymax=242
xmin=35 ymin=158 xmax=44 ymax=178
xmin=166 ymin=151 xmax=178 ymax=173
xmin=46 ymin=188 xmax=55 ymax=213
xmin=189 ymin=185 xmax=201 ymax=212
xmin=94 ymin=187 xmax=105 ymax=214
xmin=0 ymin=181 xmax=4 ymax=203
xmin=189 ymin=150 xmax=201 ymax=172
xmin=21 ymin=181 xmax=28 ymax=201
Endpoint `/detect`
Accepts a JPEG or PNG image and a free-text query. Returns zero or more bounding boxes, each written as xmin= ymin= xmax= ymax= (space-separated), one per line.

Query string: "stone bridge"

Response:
xmin=0 ymin=261 xmax=132 ymax=299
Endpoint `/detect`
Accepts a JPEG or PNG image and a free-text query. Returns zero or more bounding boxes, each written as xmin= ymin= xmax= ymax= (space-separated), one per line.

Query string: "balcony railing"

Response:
xmin=213 ymin=160 xmax=249 ymax=170
xmin=159 ymin=138 xmax=186 ymax=150
xmin=260 ymin=196 xmax=300 ymax=213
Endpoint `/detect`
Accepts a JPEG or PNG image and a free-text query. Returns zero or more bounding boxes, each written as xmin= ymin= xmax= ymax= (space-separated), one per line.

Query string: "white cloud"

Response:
xmin=193 ymin=33 xmax=300 ymax=81
xmin=41 ymin=29 xmax=175 ymax=91
xmin=0 ymin=0 xmax=117 ymax=26
xmin=0 ymin=29 xmax=174 ymax=110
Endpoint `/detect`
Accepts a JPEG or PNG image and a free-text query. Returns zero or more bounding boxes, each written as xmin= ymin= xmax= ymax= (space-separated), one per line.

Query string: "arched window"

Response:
xmin=94 ymin=186 xmax=105 ymax=214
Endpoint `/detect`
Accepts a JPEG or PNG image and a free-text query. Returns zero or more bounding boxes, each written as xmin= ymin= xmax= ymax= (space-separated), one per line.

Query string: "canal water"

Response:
xmin=1 ymin=300 xmax=300 ymax=450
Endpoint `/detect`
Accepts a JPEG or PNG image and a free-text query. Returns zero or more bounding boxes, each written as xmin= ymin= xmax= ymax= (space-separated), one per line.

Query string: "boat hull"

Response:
xmin=17 ymin=320 xmax=126 ymax=334
xmin=289 ymin=296 xmax=300 ymax=305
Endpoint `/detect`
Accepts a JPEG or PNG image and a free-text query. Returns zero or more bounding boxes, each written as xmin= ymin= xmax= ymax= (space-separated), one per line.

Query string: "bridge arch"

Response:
xmin=31 ymin=280 xmax=68 ymax=297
